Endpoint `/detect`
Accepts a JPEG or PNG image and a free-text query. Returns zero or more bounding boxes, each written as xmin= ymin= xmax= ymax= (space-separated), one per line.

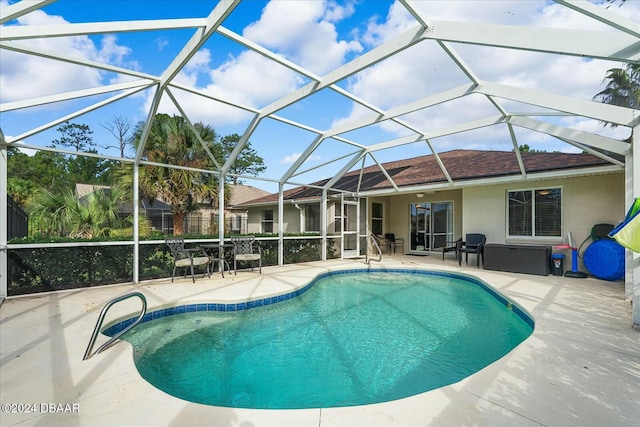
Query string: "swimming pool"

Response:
xmin=105 ymin=269 xmax=533 ymax=409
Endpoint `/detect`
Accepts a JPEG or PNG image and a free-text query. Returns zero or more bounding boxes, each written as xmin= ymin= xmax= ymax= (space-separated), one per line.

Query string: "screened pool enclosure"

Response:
xmin=1 ymin=0 xmax=639 ymax=325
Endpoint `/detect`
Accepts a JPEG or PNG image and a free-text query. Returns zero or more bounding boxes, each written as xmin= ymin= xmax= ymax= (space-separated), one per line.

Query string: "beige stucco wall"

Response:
xmin=246 ymin=205 xmax=291 ymax=234
xmin=246 ymin=172 xmax=624 ymax=268
xmin=246 ymin=203 xmax=305 ymax=234
xmin=461 ymin=172 xmax=625 ymax=246
xmin=369 ymin=189 xmax=464 ymax=254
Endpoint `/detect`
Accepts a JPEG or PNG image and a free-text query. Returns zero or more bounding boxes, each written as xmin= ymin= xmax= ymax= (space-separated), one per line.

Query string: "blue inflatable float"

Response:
xmin=583 ymin=239 xmax=625 ymax=281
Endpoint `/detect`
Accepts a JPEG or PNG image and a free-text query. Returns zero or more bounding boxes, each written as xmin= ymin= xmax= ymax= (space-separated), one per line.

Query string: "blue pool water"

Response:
xmin=114 ymin=270 xmax=533 ymax=409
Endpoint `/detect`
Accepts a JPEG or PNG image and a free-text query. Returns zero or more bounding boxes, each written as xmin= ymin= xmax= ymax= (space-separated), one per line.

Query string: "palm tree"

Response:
xmin=131 ymin=114 xmax=226 ymax=235
xmin=29 ymin=186 xmax=132 ymax=238
xmin=593 ymin=63 xmax=640 ymax=129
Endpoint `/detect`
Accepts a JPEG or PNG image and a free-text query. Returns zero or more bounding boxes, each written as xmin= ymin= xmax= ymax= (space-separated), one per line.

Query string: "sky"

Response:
xmin=1 ymin=0 xmax=638 ymax=193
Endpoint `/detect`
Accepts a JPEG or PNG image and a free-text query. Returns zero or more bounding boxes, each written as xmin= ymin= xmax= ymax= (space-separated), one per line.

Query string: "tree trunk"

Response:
xmin=173 ymin=211 xmax=185 ymax=235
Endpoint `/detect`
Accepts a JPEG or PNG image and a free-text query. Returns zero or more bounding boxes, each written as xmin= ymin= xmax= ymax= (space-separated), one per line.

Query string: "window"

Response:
xmin=262 ymin=209 xmax=274 ymax=233
xmin=303 ymin=204 xmax=320 ymax=233
xmin=186 ymin=212 xmax=202 ymax=234
xmin=230 ymin=215 xmax=243 ymax=233
xmin=371 ymin=202 xmax=383 ymax=236
xmin=508 ymin=188 xmax=561 ymax=237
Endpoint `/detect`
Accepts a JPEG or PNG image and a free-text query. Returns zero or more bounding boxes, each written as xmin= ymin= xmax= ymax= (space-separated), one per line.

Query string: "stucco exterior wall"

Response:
xmin=461 ymin=172 xmax=625 ymax=273
xmin=245 ymin=172 xmax=624 ymax=268
xmin=245 ymin=204 xmax=305 ymax=234
xmin=245 ymin=205 xmax=294 ymax=234
xmin=461 ymin=172 xmax=625 ymax=247
xmin=369 ymin=189 xmax=464 ymax=253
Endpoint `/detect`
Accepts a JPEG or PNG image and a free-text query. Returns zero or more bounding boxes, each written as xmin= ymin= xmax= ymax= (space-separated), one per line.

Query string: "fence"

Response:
xmin=8 ymin=196 xmax=28 ymax=239
xmin=183 ymin=215 xmax=248 ymax=236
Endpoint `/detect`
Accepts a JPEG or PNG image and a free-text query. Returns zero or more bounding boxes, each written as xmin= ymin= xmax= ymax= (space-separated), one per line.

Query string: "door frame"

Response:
xmin=409 ymin=201 xmax=454 ymax=254
xmin=341 ymin=195 xmax=360 ymax=259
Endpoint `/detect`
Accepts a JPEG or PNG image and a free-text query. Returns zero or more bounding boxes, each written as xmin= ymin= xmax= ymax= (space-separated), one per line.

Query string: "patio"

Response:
xmin=1 ymin=255 xmax=638 ymax=427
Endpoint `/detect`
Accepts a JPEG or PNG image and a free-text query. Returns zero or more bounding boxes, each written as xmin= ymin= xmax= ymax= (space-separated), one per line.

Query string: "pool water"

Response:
xmin=119 ymin=271 xmax=533 ymax=409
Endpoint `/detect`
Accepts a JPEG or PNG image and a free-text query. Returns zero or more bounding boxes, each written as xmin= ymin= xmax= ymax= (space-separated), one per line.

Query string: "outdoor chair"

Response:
xmin=165 ymin=238 xmax=210 ymax=283
xmin=231 ymin=236 xmax=262 ymax=274
xmin=385 ymin=233 xmax=405 ymax=254
xmin=458 ymin=233 xmax=486 ymax=268
xmin=442 ymin=237 xmax=462 ymax=261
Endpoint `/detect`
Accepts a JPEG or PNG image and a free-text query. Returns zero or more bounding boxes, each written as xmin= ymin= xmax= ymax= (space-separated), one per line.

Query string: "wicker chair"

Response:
xmin=231 ymin=236 xmax=262 ymax=274
xmin=165 ymin=238 xmax=210 ymax=283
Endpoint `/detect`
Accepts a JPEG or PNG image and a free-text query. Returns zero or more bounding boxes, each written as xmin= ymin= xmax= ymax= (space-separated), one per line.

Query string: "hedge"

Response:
xmin=7 ymin=236 xmax=338 ymax=296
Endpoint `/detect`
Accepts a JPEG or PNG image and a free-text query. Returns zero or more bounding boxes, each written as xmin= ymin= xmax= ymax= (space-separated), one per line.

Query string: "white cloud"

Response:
xmin=243 ymin=0 xmax=362 ymax=75
xmin=206 ymin=51 xmax=302 ymax=108
xmin=361 ymin=0 xmax=414 ymax=47
xmin=281 ymin=152 xmax=303 ymax=164
xmin=332 ymin=0 xmax=632 ymax=152
xmin=0 ymin=4 xmax=133 ymax=103
xmin=155 ymin=37 xmax=169 ymax=52
xmin=280 ymin=152 xmax=322 ymax=165
xmin=151 ymin=49 xmax=304 ymax=125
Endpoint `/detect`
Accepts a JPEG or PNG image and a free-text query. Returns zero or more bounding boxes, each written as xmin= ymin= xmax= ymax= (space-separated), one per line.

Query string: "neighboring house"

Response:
xmin=75 ymin=183 xmax=270 ymax=235
xmin=187 ymin=184 xmax=271 ymax=235
xmin=237 ymin=149 xmax=625 ymax=268
xmin=226 ymin=184 xmax=272 ymax=234
xmin=75 ymin=184 xmax=173 ymax=232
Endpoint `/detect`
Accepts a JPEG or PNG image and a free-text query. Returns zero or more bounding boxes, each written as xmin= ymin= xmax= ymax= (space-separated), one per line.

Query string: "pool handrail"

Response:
xmin=83 ymin=291 xmax=147 ymax=360
xmin=366 ymin=234 xmax=382 ymax=264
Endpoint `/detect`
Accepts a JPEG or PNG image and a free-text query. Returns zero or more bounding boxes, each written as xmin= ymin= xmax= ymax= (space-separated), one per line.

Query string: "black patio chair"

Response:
xmin=458 ymin=233 xmax=486 ymax=268
xmin=385 ymin=233 xmax=405 ymax=254
xmin=442 ymin=237 xmax=462 ymax=261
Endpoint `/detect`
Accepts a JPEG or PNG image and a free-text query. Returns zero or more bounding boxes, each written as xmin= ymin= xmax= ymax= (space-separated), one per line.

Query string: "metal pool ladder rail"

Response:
xmin=83 ymin=292 xmax=147 ymax=360
xmin=366 ymin=234 xmax=382 ymax=264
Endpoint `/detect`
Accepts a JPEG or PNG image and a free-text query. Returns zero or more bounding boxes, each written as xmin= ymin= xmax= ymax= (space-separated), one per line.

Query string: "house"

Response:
xmin=76 ymin=183 xmax=270 ymax=235
xmin=186 ymin=184 xmax=271 ymax=235
xmin=75 ymin=183 xmax=173 ymax=232
xmin=236 ymin=149 xmax=624 ymax=269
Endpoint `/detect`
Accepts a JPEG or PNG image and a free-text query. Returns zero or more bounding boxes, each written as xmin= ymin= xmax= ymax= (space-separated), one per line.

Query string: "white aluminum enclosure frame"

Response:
xmin=0 ymin=0 xmax=638 ymax=326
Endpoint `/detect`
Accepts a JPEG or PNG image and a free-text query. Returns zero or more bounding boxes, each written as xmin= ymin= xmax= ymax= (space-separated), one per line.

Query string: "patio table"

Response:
xmin=198 ymin=243 xmax=233 ymax=277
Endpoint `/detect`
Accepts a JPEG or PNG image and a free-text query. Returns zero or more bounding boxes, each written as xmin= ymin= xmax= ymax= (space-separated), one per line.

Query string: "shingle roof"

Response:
xmin=240 ymin=149 xmax=613 ymax=206
xmin=228 ymin=184 xmax=271 ymax=205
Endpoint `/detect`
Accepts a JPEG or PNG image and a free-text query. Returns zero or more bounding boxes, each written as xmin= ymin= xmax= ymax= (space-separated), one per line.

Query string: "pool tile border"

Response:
xmin=103 ymin=268 xmax=534 ymax=336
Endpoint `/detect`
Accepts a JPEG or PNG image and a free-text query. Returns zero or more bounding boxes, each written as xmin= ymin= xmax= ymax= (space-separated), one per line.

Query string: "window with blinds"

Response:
xmin=508 ymin=188 xmax=561 ymax=238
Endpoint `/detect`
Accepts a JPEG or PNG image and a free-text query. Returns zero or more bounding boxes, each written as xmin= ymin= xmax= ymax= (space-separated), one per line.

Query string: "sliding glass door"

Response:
xmin=410 ymin=202 xmax=453 ymax=253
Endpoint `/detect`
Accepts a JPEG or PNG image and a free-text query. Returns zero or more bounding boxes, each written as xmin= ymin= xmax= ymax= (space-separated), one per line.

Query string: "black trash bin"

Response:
xmin=551 ymin=253 xmax=564 ymax=276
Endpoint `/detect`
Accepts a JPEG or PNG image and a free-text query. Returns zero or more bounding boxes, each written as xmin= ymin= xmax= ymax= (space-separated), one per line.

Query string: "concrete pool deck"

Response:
xmin=1 ymin=255 xmax=638 ymax=427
